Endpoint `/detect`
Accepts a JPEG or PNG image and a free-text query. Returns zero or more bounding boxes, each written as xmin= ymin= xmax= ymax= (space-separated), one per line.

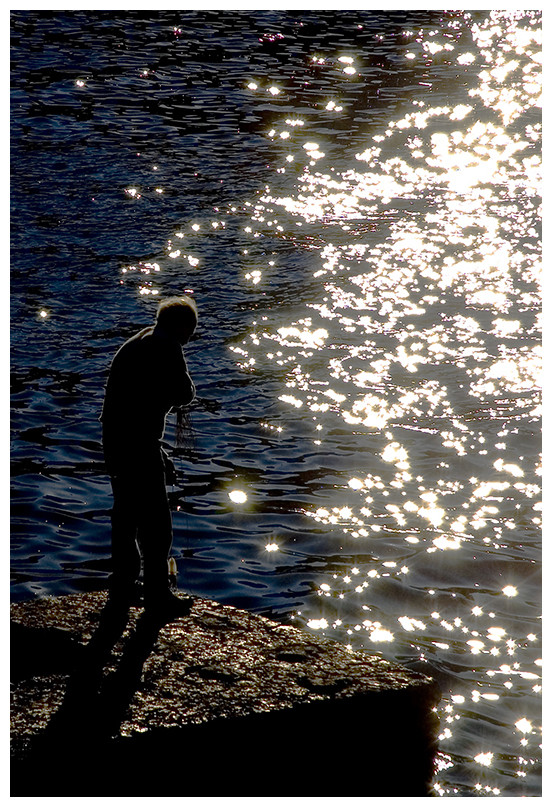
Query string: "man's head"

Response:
xmin=156 ymin=296 xmax=198 ymax=344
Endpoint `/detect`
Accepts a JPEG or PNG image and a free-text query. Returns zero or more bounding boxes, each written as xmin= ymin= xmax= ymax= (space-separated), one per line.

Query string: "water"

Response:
xmin=10 ymin=10 xmax=541 ymax=797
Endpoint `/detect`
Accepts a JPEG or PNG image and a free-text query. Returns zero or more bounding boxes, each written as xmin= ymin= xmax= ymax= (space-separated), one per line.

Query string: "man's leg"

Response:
xmin=135 ymin=448 xmax=173 ymax=604
xmin=109 ymin=474 xmax=142 ymax=599
xmin=137 ymin=447 xmax=192 ymax=616
xmin=140 ymin=474 xmax=173 ymax=603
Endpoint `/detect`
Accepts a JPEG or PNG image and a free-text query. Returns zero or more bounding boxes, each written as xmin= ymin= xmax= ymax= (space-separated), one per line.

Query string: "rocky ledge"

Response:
xmin=11 ymin=591 xmax=441 ymax=797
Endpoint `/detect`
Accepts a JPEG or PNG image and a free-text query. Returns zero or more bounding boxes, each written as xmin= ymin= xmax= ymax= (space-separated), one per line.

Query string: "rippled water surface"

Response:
xmin=11 ymin=10 xmax=541 ymax=797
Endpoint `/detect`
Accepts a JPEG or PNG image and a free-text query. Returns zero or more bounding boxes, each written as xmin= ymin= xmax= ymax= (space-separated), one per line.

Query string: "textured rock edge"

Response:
xmin=11 ymin=591 xmax=441 ymax=796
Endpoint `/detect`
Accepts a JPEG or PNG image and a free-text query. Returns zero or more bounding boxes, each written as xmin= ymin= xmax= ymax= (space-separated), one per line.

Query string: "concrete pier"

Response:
xmin=11 ymin=591 xmax=441 ymax=797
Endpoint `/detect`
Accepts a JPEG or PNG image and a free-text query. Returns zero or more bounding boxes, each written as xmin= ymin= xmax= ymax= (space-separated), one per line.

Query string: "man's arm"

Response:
xmin=169 ymin=346 xmax=196 ymax=408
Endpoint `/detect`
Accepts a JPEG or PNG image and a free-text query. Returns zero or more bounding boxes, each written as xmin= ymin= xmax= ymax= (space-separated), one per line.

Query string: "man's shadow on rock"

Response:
xmin=37 ymin=601 xmax=166 ymax=748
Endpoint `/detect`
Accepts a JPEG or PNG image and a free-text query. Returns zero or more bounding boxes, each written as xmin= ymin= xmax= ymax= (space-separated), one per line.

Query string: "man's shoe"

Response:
xmin=107 ymin=580 xmax=143 ymax=607
xmin=144 ymin=592 xmax=193 ymax=621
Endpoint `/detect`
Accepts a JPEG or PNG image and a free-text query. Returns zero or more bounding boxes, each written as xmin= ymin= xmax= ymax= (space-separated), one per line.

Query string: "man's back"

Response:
xmin=101 ymin=325 xmax=195 ymax=443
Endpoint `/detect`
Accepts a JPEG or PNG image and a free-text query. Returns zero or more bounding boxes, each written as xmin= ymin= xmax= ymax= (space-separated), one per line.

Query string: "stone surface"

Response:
xmin=11 ymin=591 xmax=441 ymax=797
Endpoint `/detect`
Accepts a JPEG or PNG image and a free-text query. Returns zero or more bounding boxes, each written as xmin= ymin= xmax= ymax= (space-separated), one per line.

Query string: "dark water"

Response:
xmin=11 ymin=10 xmax=541 ymax=797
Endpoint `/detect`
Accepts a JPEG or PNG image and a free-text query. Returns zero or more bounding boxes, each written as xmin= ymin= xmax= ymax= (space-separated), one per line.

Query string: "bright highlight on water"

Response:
xmin=228 ymin=490 xmax=247 ymax=504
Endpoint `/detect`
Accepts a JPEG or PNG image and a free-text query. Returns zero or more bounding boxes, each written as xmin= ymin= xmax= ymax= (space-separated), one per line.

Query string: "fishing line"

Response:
xmin=176 ymin=407 xmax=196 ymax=454
xmin=173 ymin=406 xmax=197 ymax=595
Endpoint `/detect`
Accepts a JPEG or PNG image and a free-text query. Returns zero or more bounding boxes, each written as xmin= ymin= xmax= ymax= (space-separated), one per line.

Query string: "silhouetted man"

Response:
xmin=101 ymin=296 xmax=197 ymax=617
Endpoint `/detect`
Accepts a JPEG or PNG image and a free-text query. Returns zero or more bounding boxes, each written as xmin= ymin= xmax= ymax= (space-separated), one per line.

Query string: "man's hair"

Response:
xmin=156 ymin=296 xmax=198 ymax=336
